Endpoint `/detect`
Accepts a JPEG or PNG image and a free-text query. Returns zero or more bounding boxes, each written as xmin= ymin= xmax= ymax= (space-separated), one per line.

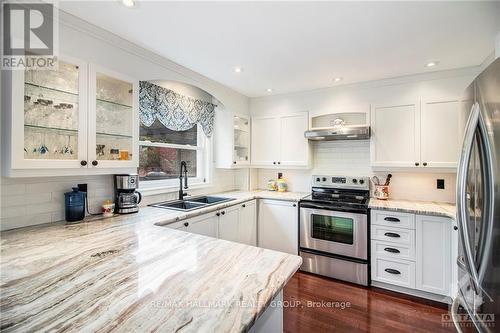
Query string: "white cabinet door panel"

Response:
xmin=251 ymin=116 xmax=280 ymax=166
xmin=279 ymin=113 xmax=309 ymax=166
xmin=239 ymin=200 xmax=257 ymax=246
xmin=421 ymin=99 xmax=460 ymax=168
xmin=371 ymin=102 xmax=420 ymax=167
xmin=416 ymin=215 xmax=451 ymax=296
xmin=258 ymin=199 xmax=298 ymax=254
xmin=218 ymin=205 xmax=240 ymax=242
xmin=185 ymin=214 xmax=218 ymax=238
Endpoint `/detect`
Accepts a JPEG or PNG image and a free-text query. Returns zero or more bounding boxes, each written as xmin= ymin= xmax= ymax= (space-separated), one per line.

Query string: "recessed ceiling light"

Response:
xmin=266 ymin=88 xmax=273 ymax=93
xmin=234 ymin=67 xmax=243 ymax=73
xmin=122 ymin=0 xmax=136 ymax=7
xmin=426 ymin=61 xmax=439 ymax=68
xmin=334 ymin=77 xmax=343 ymax=82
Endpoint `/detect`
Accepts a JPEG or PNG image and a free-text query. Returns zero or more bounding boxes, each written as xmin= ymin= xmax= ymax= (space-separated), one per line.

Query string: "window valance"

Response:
xmin=139 ymin=81 xmax=216 ymax=137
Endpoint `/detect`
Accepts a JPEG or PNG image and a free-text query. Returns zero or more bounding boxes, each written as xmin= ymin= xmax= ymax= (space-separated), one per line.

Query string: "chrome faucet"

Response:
xmin=178 ymin=161 xmax=189 ymax=200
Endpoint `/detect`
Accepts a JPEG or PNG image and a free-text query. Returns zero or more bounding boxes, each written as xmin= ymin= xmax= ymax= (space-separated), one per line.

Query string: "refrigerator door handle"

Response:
xmin=456 ymin=102 xmax=481 ymax=294
xmin=476 ymin=110 xmax=495 ymax=284
xmin=451 ymin=295 xmax=464 ymax=333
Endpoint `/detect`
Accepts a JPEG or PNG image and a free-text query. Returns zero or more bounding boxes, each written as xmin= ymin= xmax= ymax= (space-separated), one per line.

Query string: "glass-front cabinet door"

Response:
xmin=233 ymin=115 xmax=250 ymax=165
xmin=11 ymin=56 xmax=88 ymax=169
xmin=88 ymin=65 xmax=138 ymax=168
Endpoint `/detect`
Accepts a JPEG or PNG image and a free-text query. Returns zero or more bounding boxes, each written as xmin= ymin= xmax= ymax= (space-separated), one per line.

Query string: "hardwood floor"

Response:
xmin=283 ymin=271 xmax=455 ymax=333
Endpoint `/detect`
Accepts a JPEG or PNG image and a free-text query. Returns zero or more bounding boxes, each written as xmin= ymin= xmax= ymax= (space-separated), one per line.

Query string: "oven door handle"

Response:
xmin=300 ymin=203 xmax=337 ymax=210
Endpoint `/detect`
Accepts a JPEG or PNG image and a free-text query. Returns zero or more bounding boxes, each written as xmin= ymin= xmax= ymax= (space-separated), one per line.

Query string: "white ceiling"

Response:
xmin=59 ymin=1 xmax=500 ymax=97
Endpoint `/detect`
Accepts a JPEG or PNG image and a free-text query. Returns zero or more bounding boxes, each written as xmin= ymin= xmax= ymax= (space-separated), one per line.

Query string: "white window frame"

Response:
xmin=138 ymin=125 xmax=211 ymax=194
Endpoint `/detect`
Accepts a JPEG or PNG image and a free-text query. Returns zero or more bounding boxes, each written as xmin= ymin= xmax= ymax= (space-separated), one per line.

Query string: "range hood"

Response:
xmin=304 ymin=125 xmax=370 ymax=141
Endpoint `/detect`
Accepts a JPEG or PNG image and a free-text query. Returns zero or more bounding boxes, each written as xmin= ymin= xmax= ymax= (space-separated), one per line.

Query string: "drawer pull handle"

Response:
xmin=385 ymin=268 xmax=401 ymax=275
xmin=384 ymin=247 xmax=400 ymax=254
xmin=384 ymin=217 xmax=400 ymax=222
xmin=384 ymin=232 xmax=400 ymax=238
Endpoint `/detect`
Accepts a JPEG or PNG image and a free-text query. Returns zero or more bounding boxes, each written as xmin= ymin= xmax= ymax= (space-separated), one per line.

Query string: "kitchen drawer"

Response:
xmin=371 ymin=210 xmax=415 ymax=229
xmin=371 ymin=239 xmax=415 ymax=261
xmin=372 ymin=256 xmax=416 ymax=288
xmin=371 ymin=225 xmax=415 ymax=245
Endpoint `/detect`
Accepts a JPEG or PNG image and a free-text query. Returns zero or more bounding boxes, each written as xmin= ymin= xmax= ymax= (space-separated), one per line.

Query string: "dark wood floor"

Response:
xmin=283 ymin=271 xmax=455 ymax=333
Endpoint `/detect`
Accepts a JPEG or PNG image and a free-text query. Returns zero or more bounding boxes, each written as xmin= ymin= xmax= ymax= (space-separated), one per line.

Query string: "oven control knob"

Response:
xmin=322 ymin=177 xmax=327 ymax=182
xmin=359 ymin=179 xmax=365 ymax=185
xmin=352 ymin=179 xmax=358 ymax=184
xmin=316 ymin=177 xmax=320 ymax=182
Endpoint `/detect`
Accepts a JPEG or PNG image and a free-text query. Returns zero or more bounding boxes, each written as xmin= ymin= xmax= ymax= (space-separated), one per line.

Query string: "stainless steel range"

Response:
xmin=299 ymin=175 xmax=370 ymax=286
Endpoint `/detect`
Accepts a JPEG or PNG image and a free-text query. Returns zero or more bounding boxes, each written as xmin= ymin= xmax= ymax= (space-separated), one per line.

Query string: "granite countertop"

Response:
xmin=368 ymin=198 xmax=456 ymax=219
xmin=0 ymin=190 xmax=304 ymax=332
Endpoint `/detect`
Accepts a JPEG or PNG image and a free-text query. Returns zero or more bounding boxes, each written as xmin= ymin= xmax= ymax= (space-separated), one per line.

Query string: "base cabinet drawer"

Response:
xmin=372 ymin=256 xmax=416 ymax=288
xmin=371 ymin=240 xmax=415 ymax=261
xmin=372 ymin=210 xmax=416 ymax=229
xmin=371 ymin=225 xmax=415 ymax=245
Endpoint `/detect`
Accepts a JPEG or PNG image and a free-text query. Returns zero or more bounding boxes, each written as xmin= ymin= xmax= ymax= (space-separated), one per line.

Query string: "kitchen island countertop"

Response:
xmin=0 ymin=191 xmax=303 ymax=332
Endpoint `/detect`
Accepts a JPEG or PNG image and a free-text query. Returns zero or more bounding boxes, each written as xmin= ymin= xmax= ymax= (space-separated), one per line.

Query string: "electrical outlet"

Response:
xmin=78 ymin=183 xmax=88 ymax=193
xmin=436 ymin=179 xmax=445 ymax=189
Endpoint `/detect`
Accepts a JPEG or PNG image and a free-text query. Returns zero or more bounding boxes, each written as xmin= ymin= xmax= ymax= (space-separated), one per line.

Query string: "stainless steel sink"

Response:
xmin=187 ymin=196 xmax=234 ymax=205
xmin=150 ymin=196 xmax=235 ymax=211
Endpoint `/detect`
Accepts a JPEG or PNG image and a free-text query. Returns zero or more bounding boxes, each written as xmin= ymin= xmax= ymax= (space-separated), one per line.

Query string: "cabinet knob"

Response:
xmin=216 ymin=212 xmax=220 ymax=217
xmin=454 ymin=226 xmax=458 ymax=231
xmin=80 ymin=160 xmax=87 ymax=166
xmin=221 ymin=211 xmax=225 ymax=215
xmin=184 ymin=222 xmax=189 ymax=227
xmin=233 ymin=161 xmax=237 ymax=164
xmin=415 ymin=162 xmax=420 ymax=166
xmin=92 ymin=160 xmax=98 ymax=166
xmin=273 ymin=161 xmax=276 ymax=165
xmin=242 ymin=204 xmax=246 ymax=208
xmin=423 ymin=162 xmax=428 ymax=166
xmin=293 ymin=204 xmax=297 ymax=207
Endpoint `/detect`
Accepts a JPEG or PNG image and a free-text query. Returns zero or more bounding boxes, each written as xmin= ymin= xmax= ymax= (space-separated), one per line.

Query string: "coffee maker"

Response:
xmin=114 ymin=174 xmax=142 ymax=214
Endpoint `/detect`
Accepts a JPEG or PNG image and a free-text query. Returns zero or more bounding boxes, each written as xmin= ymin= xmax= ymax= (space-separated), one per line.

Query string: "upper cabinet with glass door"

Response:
xmin=3 ymin=56 xmax=139 ymax=177
xmin=233 ymin=115 xmax=250 ymax=166
xmin=214 ymin=109 xmax=251 ymax=168
xmin=88 ymin=65 xmax=138 ymax=169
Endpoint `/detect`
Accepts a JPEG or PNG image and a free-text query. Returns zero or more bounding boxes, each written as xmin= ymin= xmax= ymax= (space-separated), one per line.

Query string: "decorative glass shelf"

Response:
xmin=96 ymin=98 xmax=133 ymax=109
xmin=25 ymin=82 xmax=78 ymax=97
xmin=24 ymin=124 xmax=132 ymax=138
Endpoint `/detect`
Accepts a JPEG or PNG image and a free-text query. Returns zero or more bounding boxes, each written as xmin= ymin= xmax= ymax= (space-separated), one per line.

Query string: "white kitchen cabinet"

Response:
xmin=370 ymin=209 xmax=453 ymax=299
xmin=185 ymin=213 xmax=218 ymax=238
xmin=370 ymin=99 xmax=460 ymax=170
xmin=218 ymin=200 xmax=257 ymax=246
xmin=279 ymin=113 xmax=310 ymax=166
xmin=370 ymin=102 xmax=420 ymax=168
xmin=239 ymin=200 xmax=257 ymax=246
xmin=251 ymin=112 xmax=309 ymax=168
xmin=214 ymin=109 xmax=251 ymax=168
xmin=218 ymin=205 xmax=240 ymax=242
xmin=415 ymin=214 xmax=452 ymax=296
xmin=420 ymin=99 xmax=460 ymax=168
xmin=2 ymin=56 xmax=139 ymax=177
xmin=251 ymin=116 xmax=280 ymax=166
xmin=258 ymin=199 xmax=298 ymax=254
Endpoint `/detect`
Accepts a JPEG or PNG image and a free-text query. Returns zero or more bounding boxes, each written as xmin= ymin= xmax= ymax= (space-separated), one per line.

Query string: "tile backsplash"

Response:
xmin=254 ymin=140 xmax=457 ymax=203
xmin=0 ymin=167 xmax=242 ymax=231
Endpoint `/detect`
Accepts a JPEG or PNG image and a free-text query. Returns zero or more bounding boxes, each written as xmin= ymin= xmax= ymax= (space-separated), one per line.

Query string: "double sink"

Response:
xmin=150 ymin=196 xmax=235 ymax=212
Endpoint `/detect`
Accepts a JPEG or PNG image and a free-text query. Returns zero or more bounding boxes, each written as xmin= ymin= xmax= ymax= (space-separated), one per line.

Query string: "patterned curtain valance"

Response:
xmin=139 ymin=81 xmax=216 ymax=137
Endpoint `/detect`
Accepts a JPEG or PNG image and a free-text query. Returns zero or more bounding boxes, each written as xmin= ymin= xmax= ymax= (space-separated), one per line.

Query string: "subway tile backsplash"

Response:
xmin=0 ymin=168 xmax=242 ymax=231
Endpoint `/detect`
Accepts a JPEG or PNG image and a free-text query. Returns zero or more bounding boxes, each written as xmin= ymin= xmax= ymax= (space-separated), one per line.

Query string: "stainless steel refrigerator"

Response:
xmin=452 ymin=57 xmax=500 ymax=333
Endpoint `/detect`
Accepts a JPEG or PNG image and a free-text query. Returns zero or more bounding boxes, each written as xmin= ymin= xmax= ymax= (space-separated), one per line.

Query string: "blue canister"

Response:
xmin=64 ymin=187 xmax=85 ymax=222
